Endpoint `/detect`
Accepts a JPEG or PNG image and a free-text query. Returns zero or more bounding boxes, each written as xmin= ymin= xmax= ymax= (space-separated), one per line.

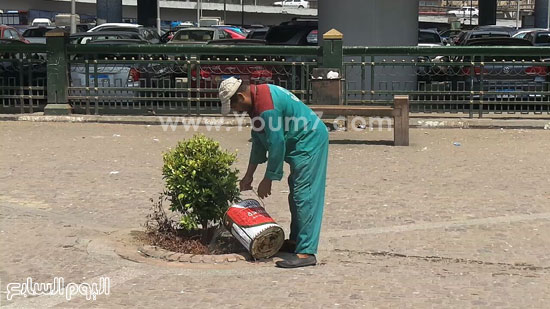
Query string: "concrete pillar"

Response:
xmin=535 ymin=0 xmax=550 ymax=28
xmin=97 ymin=0 xmax=122 ymax=24
xmin=318 ymin=0 xmax=418 ymax=47
xmin=318 ymin=0 xmax=418 ymax=103
xmin=137 ymin=0 xmax=158 ymax=27
xmin=479 ymin=0 xmax=497 ymax=26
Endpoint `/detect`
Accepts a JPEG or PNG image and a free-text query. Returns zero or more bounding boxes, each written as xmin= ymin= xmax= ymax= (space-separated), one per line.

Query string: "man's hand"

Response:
xmin=239 ymin=175 xmax=253 ymax=191
xmin=258 ymin=178 xmax=272 ymax=199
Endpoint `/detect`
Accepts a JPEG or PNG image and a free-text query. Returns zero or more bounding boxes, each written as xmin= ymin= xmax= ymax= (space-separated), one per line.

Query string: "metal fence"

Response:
xmin=343 ymin=46 xmax=550 ymax=118
xmin=66 ymin=44 xmax=318 ymax=115
xmin=2 ymin=40 xmax=550 ymax=118
xmin=0 ymin=44 xmax=47 ymax=113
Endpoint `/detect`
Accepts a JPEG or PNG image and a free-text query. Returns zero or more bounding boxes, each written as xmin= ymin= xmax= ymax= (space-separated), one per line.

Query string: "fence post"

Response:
xmin=44 ymin=29 xmax=71 ymax=115
xmin=393 ymin=95 xmax=410 ymax=146
xmin=311 ymin=29 xmax=343 ymax=106
xmin=322 ymin=29 xmax=343 ymax=69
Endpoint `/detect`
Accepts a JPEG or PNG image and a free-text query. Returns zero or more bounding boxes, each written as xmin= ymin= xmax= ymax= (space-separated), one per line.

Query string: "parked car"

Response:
xmin=69 ymin=39 xmax=168 ymax=103
xmin=474 ymin=25 xmax=516 ymax=35
xmin=512 ymin=28 xmax=547 ymax=39
xmin=455 ymin=30 xmax=511 ymax=46
xmin=22 ymin=26 xmax=59 ymax=44
xmin=273 ymin=0 xmax=310 ymax=8
xmin=439 ymin=29 xmax=462 ymax=44
xmin=265 ymin=18 xmax=317 ymax=46
xmin=31 ymin=18 xmax=52 ymax=27
xmin=87 ymin=23 xmax=161 ymax=44
xmin=169 ymin=39 xmax=290 ymax=106
xmin=0 ymin=25 xmax=28 ymax=43
xmin=247 ymin=27 xmax=269 ymax=40
xmin=168 ymin=27 xmax=231 ymax=44
xmin=523 ymin=30 xmax=550 ymax=46
xmin=418 ymin=29 xmax=444 ymax=47
xmin=221 ymin=28 xmax=246 ymax=40
xmin=457 ymin=38 xmax=547 ymax=101
xmin=212 ymin=25 xmax=249 ymax=36
xmin=69 ymin=31 xmax=148 ymax=45
xmin=447 ymin=6 xmax=478 ymax=18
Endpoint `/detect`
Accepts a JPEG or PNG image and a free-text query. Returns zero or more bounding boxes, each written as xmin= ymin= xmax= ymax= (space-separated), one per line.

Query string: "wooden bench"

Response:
xmin=310 ymin=95 xmax=410 ymax=146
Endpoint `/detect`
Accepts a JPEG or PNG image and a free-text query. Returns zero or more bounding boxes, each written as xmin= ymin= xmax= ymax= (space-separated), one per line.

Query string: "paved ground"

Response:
xmin=1 ymin=121 xmax=550 ymax=308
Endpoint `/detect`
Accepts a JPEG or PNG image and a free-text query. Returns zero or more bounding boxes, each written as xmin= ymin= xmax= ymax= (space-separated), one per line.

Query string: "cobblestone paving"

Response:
xmin=1 ymin=122 xmax=550 ymax=308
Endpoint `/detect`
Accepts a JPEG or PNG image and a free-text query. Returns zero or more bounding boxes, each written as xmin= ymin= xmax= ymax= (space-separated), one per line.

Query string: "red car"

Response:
xmin=222 ymin=28 xmax=245 ymax=40
xmin=0 ymin=25 xmax=29 ymax=43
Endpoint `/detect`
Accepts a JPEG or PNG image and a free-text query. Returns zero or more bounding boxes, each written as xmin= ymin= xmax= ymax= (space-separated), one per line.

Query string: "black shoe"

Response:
xmin=276 ymin=254 xmax=317 ymax=268
xmin=278 ymin=240 xmax=297 ymax=253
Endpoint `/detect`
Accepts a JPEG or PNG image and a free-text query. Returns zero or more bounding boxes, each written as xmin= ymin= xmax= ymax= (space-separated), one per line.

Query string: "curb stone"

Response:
xmin=138 ymin=245 xmax=249 ymax=264
xmin=2 ymin=114 xmax=550 ymax=129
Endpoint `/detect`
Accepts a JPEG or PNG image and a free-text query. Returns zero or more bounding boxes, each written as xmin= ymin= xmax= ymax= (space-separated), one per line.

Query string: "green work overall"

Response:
xmin=249 ymin=84 xmax=329 ymax=255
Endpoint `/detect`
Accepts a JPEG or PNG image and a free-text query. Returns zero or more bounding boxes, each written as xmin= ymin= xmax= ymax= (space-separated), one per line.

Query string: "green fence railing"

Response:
xmin=0 ymin=43 xmax=47 ymax=114
xmin=2 ymin=31 xmax=550 ymax=118
xmin=343 ymin=46 xmax=550 ymax=118
xmin=66 ymin=44 xmax=319 ymax=115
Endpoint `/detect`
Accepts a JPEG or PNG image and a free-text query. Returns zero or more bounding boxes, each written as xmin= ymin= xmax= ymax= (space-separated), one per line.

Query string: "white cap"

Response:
xmin=218 ymin=77 xmax=242 ymax=115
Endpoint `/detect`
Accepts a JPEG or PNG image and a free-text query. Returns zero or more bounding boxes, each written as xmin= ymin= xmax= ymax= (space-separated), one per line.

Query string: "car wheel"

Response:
xmin=298 ymin=5 xmax=304 ymax=8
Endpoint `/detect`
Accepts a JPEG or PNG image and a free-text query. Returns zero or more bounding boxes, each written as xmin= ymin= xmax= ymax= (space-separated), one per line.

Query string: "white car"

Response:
xmin=273 ymin=0 xmax=309 ymax=9
xmin=448 ymin=7 xmax=479 ymax=18
xmin=31 ymin=18 xmax=52 ymax=27
xmin=87 ymin=23 xmax=142 ymax=32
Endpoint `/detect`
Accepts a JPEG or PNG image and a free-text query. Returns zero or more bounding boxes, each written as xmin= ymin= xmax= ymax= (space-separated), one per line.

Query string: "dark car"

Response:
xmin=418 ymin=29 xmax=444 ymax=46
xmin=456 ymin=38 xmax=547 ymax=101
xmin=456 ymin=30 xmax=511 ymax=46
xmin=523 ymin=30 xmax=550 ymax=46
xmin=265 ymin=18 xmax=317 ymax=46
xmin=88 ymin=25 xmax=161 ymax=44
xmin=473 ymin=25 xmax=516 ymax=35
xmin=246 ymin=27 xmax=269 ymax=40
xmin=439 ymin=29 xmax=462 ymax=44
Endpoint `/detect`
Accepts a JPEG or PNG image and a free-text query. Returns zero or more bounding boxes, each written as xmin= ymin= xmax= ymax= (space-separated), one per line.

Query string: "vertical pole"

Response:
xmin=516 ymin=0 xmax=521 ymax=29
xmin=241 ymin=0 xmax=245 ymax=27
xmin=70 ymin=0 xmax=76 ymax=34
xmin=548 ymin=0 xmax=550 ymax=28
xmin=224 ymin=0 xmax=227 ymax=24
xmin=470 ymin=0 xmax=473 ymax=25
xmin=157 ymin=0 xmax=161 ymax=35
xmin=197 ymin=0 xmax=200 ymax=26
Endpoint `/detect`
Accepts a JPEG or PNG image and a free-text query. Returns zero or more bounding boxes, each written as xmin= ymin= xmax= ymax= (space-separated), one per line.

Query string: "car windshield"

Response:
xmin=419 ymin=31 xmax=440 ymax=44
xmin=535 ymin=33 xmax=550 ymax=44
xmin=23 ymin=28 xmax=50 ymax=37
xmin=173 ymin=30 xmax=213 ymax=42
xmin=470 ymin=33 xmax=509 ymax=39
xmin=266 ymin=27 xmax=298 ymax=43
xmin=71 ymin=34 xmax=139 ymax=44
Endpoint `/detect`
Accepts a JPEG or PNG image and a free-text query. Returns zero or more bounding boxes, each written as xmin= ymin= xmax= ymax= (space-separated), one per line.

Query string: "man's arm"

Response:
xmin=261 ymin=109 xmax=285 ymax=181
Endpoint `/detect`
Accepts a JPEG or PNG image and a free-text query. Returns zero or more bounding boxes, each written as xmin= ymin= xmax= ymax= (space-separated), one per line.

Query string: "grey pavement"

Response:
xmin=1 ymin=122 xmax=550 ymax=308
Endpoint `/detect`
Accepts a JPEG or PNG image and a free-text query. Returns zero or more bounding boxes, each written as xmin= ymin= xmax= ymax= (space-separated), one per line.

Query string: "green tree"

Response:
xmin=162 ymin=135 xmax=240 ymax=243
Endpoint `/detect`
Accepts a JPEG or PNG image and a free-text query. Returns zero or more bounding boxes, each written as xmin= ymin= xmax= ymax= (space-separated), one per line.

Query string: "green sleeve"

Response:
xmin=261 ymin=110 xmax=285 ymax=181
xmin=249 ymin=131 xmax=267 ymax=165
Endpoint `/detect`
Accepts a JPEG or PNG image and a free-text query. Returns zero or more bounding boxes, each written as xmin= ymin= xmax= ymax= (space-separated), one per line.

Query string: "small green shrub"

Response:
xmin=162 ymin=134 xmax=239 ymax=242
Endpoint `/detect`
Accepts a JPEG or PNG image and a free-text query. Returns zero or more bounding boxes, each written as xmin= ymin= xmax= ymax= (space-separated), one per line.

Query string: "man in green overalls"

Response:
xmin=219 ymin=77 xmax=329 ymax=268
